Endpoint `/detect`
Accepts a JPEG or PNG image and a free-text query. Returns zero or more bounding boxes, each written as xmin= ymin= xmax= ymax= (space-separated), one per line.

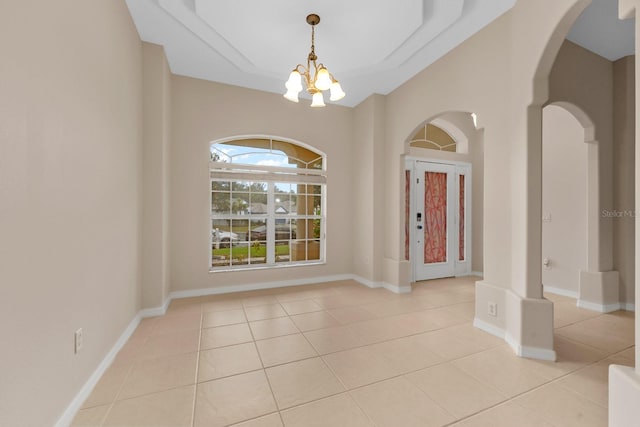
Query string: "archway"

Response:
xmin=542 ymin=104 xmax=589 ymax=298
xmin=530 ymin=1 xmax=638 ymax=423
xmin=403 ymin=112 xmax=484 ymax=284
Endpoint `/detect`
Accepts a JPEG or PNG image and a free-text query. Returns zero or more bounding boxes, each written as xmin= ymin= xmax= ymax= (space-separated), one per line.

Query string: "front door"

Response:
xmin=413 ymin=161 xmax=470 ymax=281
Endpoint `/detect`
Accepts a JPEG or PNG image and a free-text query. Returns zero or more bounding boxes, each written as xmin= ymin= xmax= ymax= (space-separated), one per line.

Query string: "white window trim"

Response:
xmin=209 ymin=136 xmax=327 ymax=272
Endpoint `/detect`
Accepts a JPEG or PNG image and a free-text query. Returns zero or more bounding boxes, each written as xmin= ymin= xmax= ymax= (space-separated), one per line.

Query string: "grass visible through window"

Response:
xmin=212 ymin=245 xmax=290 ymax=258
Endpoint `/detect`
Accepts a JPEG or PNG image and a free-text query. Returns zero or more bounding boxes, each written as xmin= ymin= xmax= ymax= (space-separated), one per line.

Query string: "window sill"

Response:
xmin=209 ymin=261 xmax=326 ymax=273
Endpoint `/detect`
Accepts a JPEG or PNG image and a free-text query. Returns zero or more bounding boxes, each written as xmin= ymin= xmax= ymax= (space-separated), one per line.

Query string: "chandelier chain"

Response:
xmin=309 ymin=25 xmax=317 ymax=62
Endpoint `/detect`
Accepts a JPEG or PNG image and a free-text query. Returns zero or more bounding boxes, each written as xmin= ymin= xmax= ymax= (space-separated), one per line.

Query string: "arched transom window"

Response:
xmin=409 ymin=124 xmax=458 ymax=152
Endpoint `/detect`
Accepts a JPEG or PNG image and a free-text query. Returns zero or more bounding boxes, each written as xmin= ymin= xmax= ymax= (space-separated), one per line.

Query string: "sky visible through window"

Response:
xmin=211 ymin=143 xmax=296 ymax=169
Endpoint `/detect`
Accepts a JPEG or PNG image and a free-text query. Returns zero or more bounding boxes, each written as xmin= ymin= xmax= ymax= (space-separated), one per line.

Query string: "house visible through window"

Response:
xmin=210 ymin=137 xmax=325 ymax=270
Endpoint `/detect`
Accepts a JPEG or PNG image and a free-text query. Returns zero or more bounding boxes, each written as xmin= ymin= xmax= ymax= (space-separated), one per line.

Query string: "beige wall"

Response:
xmin=542 ymin=105 xmax=588 ymax=294
xmin=141 ymin=42 xmax=172 ymax=309
xmin=352 ymin=95 xmax=386 ymax=283
xmin=383 ymin=10 xmax=512 ymax=324
xmin=613 ymin=55 xmax=636 ymax=306
xmin=0 ymin=1 xmax=143 ymax=425
xmin=548 ymin=40 xmax=615 ymax=277
xmin=547 ymin=40 xmax=636 ymax=307
xmin=170 ymin=77 xmax=354 ymax=292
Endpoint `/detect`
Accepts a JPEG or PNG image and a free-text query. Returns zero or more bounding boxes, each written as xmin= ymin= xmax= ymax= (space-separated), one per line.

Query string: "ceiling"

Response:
xmin=125 ymin=0 xmax=635 ymax=108
xmin=567 ymin=0 xmax=635 ymax=61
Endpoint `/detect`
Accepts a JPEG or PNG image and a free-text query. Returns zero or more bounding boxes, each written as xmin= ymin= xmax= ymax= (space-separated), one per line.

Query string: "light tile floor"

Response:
xmin=73 ymin=277 xmax=635 ymax=427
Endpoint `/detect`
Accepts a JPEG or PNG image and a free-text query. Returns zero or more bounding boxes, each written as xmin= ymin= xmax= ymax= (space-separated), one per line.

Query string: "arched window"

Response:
xmin=210 ymin=137 xmax=325 ymax=270
xmin=409 ymin=124 xmax=458 ymax=152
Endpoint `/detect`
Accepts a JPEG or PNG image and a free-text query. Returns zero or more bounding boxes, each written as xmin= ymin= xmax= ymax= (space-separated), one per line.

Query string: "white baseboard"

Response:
xmin=476 ymin=315 xmax=557 ymax=361
xmin=382 ymin=282 xmax=412 ymax=294
xmin=505 ymin=332 xmax=557 ymax=361
xmin=54 ymin=314 xmax=142 ymax=427
xmin=470 ymin=271 xmax=484 ymax=278
xmin=169 ymin=274 xmax=354 ymax=300
xmin=139 ymin=297 xmax=171 ymax=318
xmin=577 ymin=299 xmax=622 ymax=313
xmin=350 ymin=276 xmax=411 ymax=294
xmin=473 ymin=317 xmax=506 ymax=340
xmin=55 ymin=272 xmax=438 ymax=425
xmin=543 ymin=285 xmax=579 ymax=299
xmin=352 ymin=276 xmax=383 ymax=289
xmin=622 ymin=303 xmax=635 ymax=312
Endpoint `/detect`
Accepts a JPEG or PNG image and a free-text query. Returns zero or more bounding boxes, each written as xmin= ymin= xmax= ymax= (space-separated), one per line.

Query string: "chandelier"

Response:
xmin=283 ymin=14 xmax=346 ymax=107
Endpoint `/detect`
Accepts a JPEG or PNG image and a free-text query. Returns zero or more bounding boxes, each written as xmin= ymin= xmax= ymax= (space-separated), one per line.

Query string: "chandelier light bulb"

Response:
xmin=286 ymin=70 xmax=303 ymax=92
xmin=315 ymin=66 xmax=332 ymax=91
xmin=310 ymin=91 xmax=325 ymax=107
xmin=329 ymin=81 xmax=345 ymax=101
xmin=283 ymin=87 xmax=300 ymax=102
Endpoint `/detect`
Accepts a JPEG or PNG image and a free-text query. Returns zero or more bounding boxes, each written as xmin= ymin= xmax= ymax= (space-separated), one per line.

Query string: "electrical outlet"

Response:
xmin=74 ymin=328 xmax=83 ymax=354
xmin=488 ymin=302 xmax=498 ymax=317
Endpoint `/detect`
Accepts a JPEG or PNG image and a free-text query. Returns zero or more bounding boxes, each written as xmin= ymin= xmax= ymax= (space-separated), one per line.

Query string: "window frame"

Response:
xmin=209 ymin=136 xmax=326 ymax=272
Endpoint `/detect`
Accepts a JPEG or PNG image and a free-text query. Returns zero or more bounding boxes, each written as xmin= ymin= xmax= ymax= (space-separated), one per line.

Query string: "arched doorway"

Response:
xmin=542 ymin=104 xmax=590 ymax=299
xmin=529 ymin=1 xmax=637 ymax=423
xmin=403 ymin=112 xmax=484 ymax=283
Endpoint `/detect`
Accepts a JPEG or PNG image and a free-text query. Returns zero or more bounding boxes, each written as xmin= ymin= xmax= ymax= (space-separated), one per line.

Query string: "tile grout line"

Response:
xmin=92 ymin=280 xmax=631 ymax=427
xmin=94 ymin=327 xmax=149 ymax=426
xmin=190 ymin=304 xmax=204 ymax=427
xmin=443 ymin=343 xmax=635 ymax=426
xmin=242 ymin=301 xmax=287 ymax=427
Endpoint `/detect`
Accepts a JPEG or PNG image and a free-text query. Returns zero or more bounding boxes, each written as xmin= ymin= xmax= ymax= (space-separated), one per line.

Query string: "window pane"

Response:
xmin=307 ymin=240 xmax=321 ymax=261
xmin=308 ymin=157 xmax=323 ymax=170
xmin=275 ymin=182 xmax=292 ymax=195
xmin=231 ymin=193 xmax=250 ymax=214
xmin=250 ymin=243 xmax=267 ymax=264
xmin=212 ymin=244 xmax=231 ymax=268
xmin=295 ymin=194 xmax=310 ymax=215
xmin=307 ymin=185 xmax=322 ymax=196
xmin=290 ymin=240 xmax=306 ymax=262
xmin=212 ymin=223 xmax=235 ymax=248
xmin=232 ymin=181 xmax=251 ymax=191
xmin=275 ymin=243 xmax=290 ymax=263
xmin=274 ymin=222 xmax=293 ymax=242
xmin=212 ymin=192 xmax=231 ymax=214
xmin=311 ymin=219 xmax=322 ymax=239
xmin=249 ymin=219 xmax=267 ymax=242
xmin=291 ymin=219 xmax=321 ymax=239
xmin=231 ymin=246 xmax=247 ymax=266
xmin=274 ymin=193 xmax=292 ymax=216
xmin=212 ymin=181 xmax=230 ymax=191
xmin=310 ymin=195 xmax=322 ymax=215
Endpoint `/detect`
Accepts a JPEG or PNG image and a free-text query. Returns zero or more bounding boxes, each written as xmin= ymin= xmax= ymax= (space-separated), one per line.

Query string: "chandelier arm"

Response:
xmin=293 ymin=64 xmax=312 ymax=89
